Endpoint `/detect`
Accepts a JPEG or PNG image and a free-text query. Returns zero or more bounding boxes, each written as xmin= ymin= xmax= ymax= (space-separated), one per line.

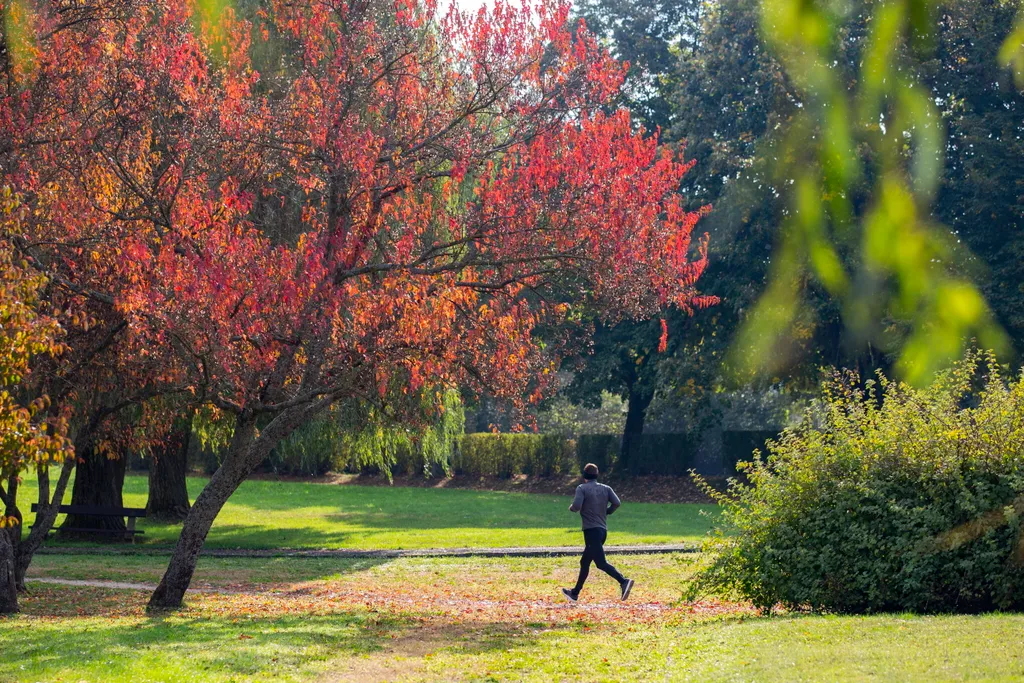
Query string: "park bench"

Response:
xmin=31 ymin=503 xmax=147 ymax=543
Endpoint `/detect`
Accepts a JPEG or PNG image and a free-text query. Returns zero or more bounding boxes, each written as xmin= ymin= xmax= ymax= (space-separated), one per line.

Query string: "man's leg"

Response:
xmin=591 ymin=528 xmax=627 ymax=584
xmin=571 ymin=539 xmax=595 ymax=595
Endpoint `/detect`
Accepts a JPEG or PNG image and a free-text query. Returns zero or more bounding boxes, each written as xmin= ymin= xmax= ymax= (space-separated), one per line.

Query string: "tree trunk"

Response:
xmin=2 ymin=475 xmax=21 ymax=591
xmin=148 ymin=404 xmax=323 ymax=610
xmin=16 ymin=458 xmax=75 ymax=591
xmin=0 ymin=528 xmax=17 ymax=614
xmin=619 ymin=384 xmax=654 ymax=474
xmin=60 ymin=445 xmax=127 ymax=538
xmin=148 ymin=418 xmax=258 ymax=610
xmin=147 ymin=420 xmax=192 ymax=521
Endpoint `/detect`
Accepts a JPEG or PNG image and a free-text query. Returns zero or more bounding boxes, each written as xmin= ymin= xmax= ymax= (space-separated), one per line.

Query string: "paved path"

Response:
xmin=37 ymin=543 xmax=698 ymax=559
xmin=26 ymin=577 xmax=244 ymax=594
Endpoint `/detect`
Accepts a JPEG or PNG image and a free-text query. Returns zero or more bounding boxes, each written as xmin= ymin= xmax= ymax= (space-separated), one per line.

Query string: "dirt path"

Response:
xmin=25 ymin=577 xmax=247 ymax=594
xmin=36 ymin=542 xmax=697 ymax=559
xmin=25 ymin=576 xmax=677 ymax=612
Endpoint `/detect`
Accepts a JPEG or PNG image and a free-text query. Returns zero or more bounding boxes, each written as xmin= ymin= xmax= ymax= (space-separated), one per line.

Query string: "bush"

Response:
xmin=455 ymin=433 xmax=575 ymax=478
xmin=623 ymin=433 xmax=697 ymax=475
xmin=576 ymin=433 xmax=618 ymax=473
xmin=720 ymin=430 xmax=779 ymax=475
xmin=693 ymin=353 xmax=1024 ymax=614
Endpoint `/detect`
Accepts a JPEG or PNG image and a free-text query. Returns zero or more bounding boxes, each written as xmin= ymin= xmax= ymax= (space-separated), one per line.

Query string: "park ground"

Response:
xmin=18 ymin=473 xmax=718 ymax=550
xmin=3 ymin=476 xmax=1024 ymax=682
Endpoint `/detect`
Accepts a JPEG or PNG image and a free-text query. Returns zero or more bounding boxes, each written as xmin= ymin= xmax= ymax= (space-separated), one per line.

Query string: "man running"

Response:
xmin=562 ymin=463 xmax=634 ymax=602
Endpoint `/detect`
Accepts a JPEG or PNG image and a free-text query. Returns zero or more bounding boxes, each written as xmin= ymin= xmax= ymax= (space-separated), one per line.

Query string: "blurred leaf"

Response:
xmin=999 ymin=9 xmax=1024 ymax=88
xmin=2 ymin=0 xmax=38 ymax=81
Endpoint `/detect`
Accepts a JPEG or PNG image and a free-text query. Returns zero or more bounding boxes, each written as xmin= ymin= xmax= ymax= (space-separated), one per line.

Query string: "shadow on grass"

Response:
xmin=27 ymin=553 xmax=395 ymax=587
xmin=2 ymin=608 xmax=404 ymax=682
xmin=28 ymin=473 xmax=716 ymax=552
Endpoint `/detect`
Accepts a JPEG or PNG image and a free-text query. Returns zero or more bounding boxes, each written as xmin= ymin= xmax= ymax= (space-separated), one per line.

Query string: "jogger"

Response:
xmin=562 ymin=463 xmax=634 ymax=602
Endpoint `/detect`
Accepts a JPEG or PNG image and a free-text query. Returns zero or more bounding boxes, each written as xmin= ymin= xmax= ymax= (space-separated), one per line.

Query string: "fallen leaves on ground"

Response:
xmin=17 ymin=581 xmax=753 ymax=628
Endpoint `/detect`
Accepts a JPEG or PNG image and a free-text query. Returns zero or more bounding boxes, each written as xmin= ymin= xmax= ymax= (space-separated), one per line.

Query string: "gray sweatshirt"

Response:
xmin=570 ymin=480 xmax=621 ymax=530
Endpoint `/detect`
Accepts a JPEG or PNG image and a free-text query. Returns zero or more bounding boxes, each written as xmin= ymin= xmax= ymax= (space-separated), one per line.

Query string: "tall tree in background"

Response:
xmin=146 ymin=414 xmax=193 ymax=521
xmin=928 ymin=0 xmax=1024 ymax=350
xmin=575 ymin=0 xmax=703 ymax=132
xmin=563 ymin=312 xmax=696 ymax=469
xmin=575 ymin=0 xmax=1024 ymax=399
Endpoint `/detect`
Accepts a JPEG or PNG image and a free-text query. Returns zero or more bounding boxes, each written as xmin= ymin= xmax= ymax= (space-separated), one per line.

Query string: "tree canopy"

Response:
xmin=1 ymin=0 xmax=715 ymax=609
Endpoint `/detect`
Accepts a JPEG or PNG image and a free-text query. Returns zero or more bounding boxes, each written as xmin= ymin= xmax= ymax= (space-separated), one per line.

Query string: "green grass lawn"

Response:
xmin=18 ymin=473 xmax=715 ymax=550
xmin=4 ymin=554 xmax=1024 ymax=682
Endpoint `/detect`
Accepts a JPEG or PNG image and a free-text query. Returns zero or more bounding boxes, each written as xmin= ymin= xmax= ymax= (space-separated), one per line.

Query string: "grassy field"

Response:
xmin=18 ymin=473 xmax=715 ymax=549
xmin=5 ymin=553 xmax=1024 ymax=682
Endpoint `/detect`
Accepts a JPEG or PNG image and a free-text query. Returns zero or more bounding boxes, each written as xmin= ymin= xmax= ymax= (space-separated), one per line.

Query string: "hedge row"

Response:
xmin=620 ymin=433 xmax=698 ymax=476
xmin=195 ymin=428 xmax=779 ymax=478
xmin=453 ymin=433 xmax=576 ymax=478
xmin=452 ymin=430 xmax=778 ymax=478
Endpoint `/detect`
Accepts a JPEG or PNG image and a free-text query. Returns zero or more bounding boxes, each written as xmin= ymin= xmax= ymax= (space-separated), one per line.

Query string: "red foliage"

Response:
xmin=3 ymin=0 xmax=716 ymax=606
xmin=4 ymin=0 xmax=713 ymax=423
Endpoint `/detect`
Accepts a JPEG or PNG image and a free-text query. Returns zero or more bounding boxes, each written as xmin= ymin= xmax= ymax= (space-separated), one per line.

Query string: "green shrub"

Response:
xmin=720 ymin=430 xmax=779 ymax=475
xmin=693 ymin=353 xmax=1024 ymax=614
xmin=623 ymin=433 xmax=697 ymax=475
xmin=455 ymin=433 xmax=575 ymax=478
xmin=576 ymin=434 xmax=618 ymax=473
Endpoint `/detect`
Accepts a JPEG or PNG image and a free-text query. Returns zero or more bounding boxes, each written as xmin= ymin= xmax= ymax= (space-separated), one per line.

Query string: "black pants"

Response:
xmin=573 ymin=527 xmax=626 ymax=594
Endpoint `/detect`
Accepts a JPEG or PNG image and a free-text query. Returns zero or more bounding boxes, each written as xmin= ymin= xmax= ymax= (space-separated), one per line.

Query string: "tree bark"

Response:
xmin=619 ymin=384 xmax=654 ymax=474
xmin=0 ymin=527 xmax=17 ymax=614
xmin=147 ymin=420 xmax=192 ymax=521
xmin=15 ymin=458 xmax=75 ymax=591
xmin=148 ymin=417 xmax=259 ymax=610
xmin=2 ymin=475 xmax=21 ymax=591
xmin=60 ymin=446 xmax=127 ymax=538
xmin=148 ymin=404 xmax=324 ymax=610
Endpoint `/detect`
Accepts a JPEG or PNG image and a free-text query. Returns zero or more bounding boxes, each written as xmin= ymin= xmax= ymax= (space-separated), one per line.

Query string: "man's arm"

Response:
xmin=569 ymin=486 xmax=584 ymax=512
xmin=606 ymin=487 xmax=621 ymax=515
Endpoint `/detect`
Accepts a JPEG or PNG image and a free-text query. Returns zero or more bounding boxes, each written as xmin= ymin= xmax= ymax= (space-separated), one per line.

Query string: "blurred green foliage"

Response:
xmin=736 ymin=0 xmax=1021 ymax=385
xmin=581 ymin=0 xmax=1024 ymax=391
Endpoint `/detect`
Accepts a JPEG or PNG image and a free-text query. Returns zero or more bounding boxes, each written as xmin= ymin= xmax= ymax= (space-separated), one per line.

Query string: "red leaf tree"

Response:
xmin=3 ymin=0 xmax=715 ymax=609
xmin=1 ymin=0 xmax=234 ymax=588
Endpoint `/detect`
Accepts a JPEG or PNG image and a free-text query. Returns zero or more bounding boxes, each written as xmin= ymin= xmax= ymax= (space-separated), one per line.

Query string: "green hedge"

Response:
xmin=454 ymin=433 xmax=576 ymax=478
xmin=622 ymin=433 xmax=698 ymax=475
xmin=576 ymin=434 xmax=618 ymax=473
xmin=721 ymin=430 xmax=779 ymax=474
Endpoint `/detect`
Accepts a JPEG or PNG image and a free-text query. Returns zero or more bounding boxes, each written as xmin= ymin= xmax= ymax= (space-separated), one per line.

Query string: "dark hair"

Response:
xmin=582 ymin=463 xmax=599 ymax=480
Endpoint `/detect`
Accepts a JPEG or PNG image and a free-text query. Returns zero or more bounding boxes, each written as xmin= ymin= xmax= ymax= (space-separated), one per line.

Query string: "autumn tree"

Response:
xmin=4 ymin=0 xmax=714 ymax=609
xmin=0 ymin=197 xmax=70 ymax=614
xmin=0 ymin=0 xmax=209 ymax=582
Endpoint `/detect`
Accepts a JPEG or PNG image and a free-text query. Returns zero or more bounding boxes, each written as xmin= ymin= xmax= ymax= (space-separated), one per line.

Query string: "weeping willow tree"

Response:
xmin=268 ymin=389 xmax=465 ymax=478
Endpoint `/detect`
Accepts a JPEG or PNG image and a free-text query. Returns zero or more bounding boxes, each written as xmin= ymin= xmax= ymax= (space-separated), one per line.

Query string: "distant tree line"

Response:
xmin=561 ymin=0 xmax=1024 ymax=456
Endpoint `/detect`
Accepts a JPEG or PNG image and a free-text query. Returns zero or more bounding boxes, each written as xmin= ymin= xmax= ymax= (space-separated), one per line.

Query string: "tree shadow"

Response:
xmin=31 ymin=474 xmax=715 ymax=552
xmin=27 ymin=553 xmax=395 ymax=588
xmin=2 ymin=604 xmax=405 ymax=682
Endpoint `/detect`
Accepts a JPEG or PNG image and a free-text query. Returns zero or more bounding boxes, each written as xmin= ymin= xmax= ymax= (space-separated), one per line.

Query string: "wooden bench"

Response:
xmin=31 ymin=504 xmax=147 ymax=543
